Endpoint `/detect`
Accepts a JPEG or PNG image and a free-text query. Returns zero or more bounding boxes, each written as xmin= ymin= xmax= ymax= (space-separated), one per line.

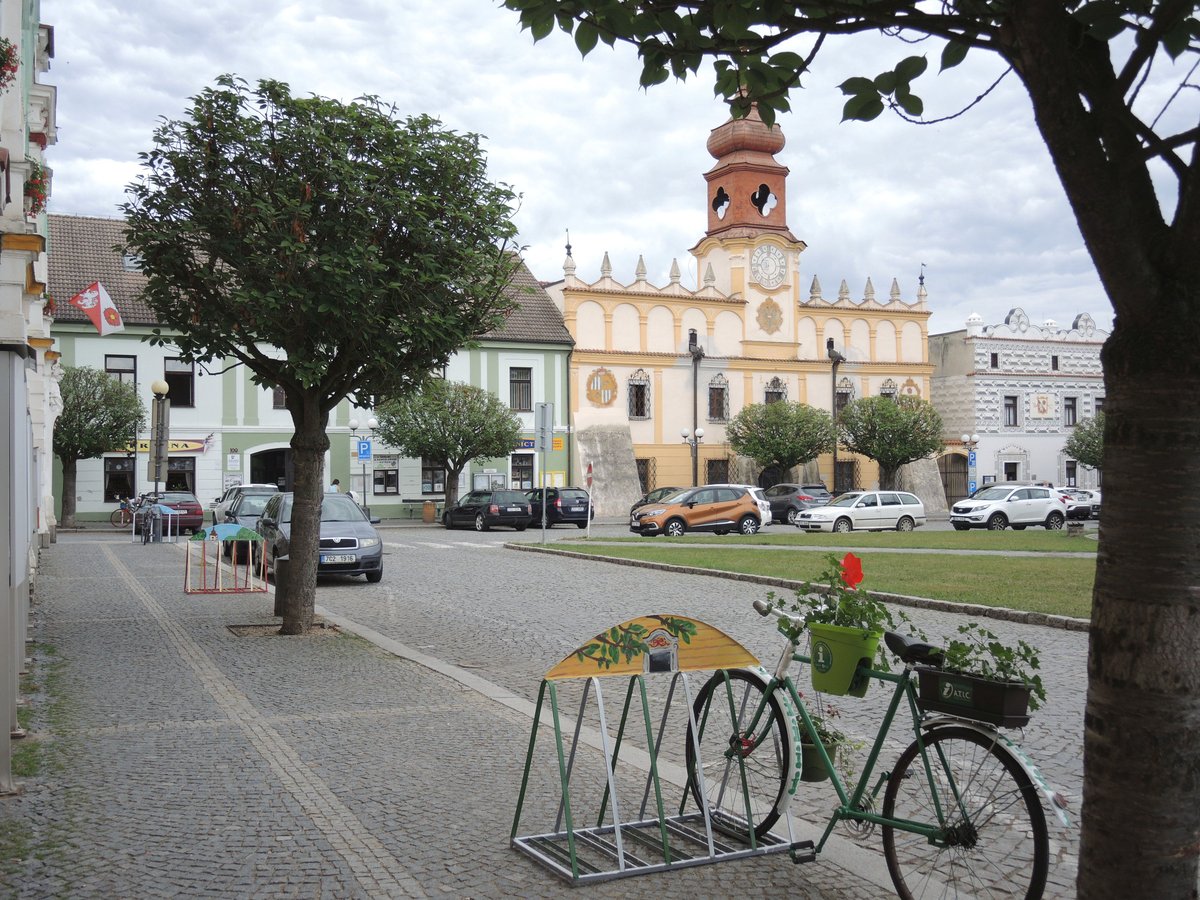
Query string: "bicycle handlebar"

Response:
xmin=752 ymin=599 xmax=805 ymax=633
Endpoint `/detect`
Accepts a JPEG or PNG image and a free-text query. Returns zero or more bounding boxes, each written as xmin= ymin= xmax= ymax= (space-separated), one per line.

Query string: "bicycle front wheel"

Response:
xmin=110 ymin=508 xmax=129 ymax=528
xmin=685 ymin=669 xmax=792 ymax=840
xmin=882 ymin=725 xmax=1049 ymax=899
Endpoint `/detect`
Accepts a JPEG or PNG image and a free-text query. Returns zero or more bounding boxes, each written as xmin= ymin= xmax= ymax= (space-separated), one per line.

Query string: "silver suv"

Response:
xmin=950 ymin=484 xmax=1067 ymax=531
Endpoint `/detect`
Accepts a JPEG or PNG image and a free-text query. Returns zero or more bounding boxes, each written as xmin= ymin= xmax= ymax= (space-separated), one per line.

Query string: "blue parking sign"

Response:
xmin=357 ymin=439 xmax=372 ymax=461
xmin=968 ymin=450 xmax=977 ymax=467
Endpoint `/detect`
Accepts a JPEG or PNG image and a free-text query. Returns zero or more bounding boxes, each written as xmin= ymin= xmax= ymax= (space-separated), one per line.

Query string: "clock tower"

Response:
xmin=703 ymin=105 xmax=798 ymax=243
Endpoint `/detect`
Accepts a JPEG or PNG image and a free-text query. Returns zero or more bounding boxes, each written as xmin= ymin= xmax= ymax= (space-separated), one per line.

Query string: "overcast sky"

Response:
xmin=43 ymin=0 xmax=1128 ymax=336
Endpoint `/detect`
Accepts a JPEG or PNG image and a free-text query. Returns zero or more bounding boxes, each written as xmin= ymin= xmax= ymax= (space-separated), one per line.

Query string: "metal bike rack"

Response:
xmin=510 ymin=615 xmax=800 ymax=885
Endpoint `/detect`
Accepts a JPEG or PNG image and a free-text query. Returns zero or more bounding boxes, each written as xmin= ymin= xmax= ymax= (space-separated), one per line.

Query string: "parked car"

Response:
xmin=800 ymin=482 xmax=832 ymax=503
xmin=254 ymin=492 xmax=383 ymax=582
xmin=763 ymin=483 xmax=827 ymax=524
xmin=220 ymin=491 xmax=275 ymax=559
xmin=1089 ymin=490 xmax=1103 ymax=519
xmin=1058 ymin=488 xmax=1098 ymax=520
xmin=209 ymin=482 xmax=279 ymax=526
xmin=525 ymin=487 xmax=595 ymax=528
xmin=949 ymin=484 xmax=1067 ymax=531
xmin=630 ymin=486 xmax=685 ymax=515
xmin=135 ymin=490 xmax=205 ymax=535
xmin=443 ymin=489 xmax=532 ymax=531
xmin=630 ymin=484 xmax=763 ymax=537
xmin=794 ymin=490 xmax=927 ymax=533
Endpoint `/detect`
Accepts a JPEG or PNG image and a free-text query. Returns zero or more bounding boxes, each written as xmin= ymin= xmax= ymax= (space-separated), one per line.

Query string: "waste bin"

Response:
xmin=423 ymin=500 xmax=436 ymax=524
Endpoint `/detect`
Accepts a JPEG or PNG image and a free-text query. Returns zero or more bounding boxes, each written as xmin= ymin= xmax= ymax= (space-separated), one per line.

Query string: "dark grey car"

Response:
xmin=221 ymin=491 xmax=275 ymax=560
xmin=762 ymin=483 xmax=827 ymax=524
xmin=254 ymin=492 xmax=383 ymax=583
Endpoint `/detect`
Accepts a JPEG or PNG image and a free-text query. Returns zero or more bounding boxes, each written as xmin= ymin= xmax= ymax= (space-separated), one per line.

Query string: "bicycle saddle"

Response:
xmin=884 ymin=631 xmax=945 ymax=667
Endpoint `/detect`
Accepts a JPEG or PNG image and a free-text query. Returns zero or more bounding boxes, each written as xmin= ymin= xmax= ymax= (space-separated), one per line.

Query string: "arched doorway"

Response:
xmin=938 ymin=453 xmax=968 ymax=506
xmin=251 ymin=447 xmax=294 ymax=491
xmin=758 ymin=465 xmax=786 ymax=488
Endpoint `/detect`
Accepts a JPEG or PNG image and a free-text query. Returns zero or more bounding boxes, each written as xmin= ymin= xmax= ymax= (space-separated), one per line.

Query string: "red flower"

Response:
xmin=840 ymin=552 xmax=864 ymax=588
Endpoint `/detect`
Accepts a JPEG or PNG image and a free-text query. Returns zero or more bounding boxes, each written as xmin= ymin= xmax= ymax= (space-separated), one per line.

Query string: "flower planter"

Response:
xmin=917 ymin=668 xmax=1032 ymax=728
xmin=808 ymin=623 xmax=882 ymax=697
xmin=800 ymin=739 xmax=837 ymax=783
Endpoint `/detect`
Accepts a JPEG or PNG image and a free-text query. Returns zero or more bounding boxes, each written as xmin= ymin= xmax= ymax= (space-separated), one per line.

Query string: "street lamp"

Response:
xmin=348 ymin=416 xmax=378 ymax=517
xmin=681 ymin=427 xmax=704 ymax=487
xmin=688 ymin=328 xmax=705 ymax=487
xmin=961 ymin=433 xmax=980 ymax=497
xmin=149 ymin=379 xmax=170 ymax=498
xmin=826 ymin=338 xmax=846 ymax=493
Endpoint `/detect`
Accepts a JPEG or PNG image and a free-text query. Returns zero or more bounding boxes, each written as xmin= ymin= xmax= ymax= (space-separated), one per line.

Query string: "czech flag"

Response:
xmin=68 ymin=282 xmax=125 ymax=335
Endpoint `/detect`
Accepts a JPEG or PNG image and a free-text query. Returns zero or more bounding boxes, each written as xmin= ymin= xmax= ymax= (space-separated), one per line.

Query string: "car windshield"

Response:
xmin=235 ymin=495 xmax=271 ymax=516
xmin=321 ymin=495 xmax=367 ymax=522
xmin=493 ymin=491 xmax=528 ymax=504
xmin=827 ymin=493 xmax=862 ymax=508
xmin=973 ymin=487 xmax=1013 ymax=501
xmin=660 ymin=490 xmax=692 ymax=504
xmin=764 ymin=485 xmax=792 ymax=497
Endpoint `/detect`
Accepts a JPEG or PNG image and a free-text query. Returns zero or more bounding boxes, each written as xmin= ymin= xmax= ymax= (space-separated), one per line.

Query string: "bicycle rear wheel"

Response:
xmin=110 ymin=507 xmax=129 ymax=528
xmin=685 ymin=669 xmax=792 ymax=840
xmin=882 ymin=725 xmax=1049 ymax=899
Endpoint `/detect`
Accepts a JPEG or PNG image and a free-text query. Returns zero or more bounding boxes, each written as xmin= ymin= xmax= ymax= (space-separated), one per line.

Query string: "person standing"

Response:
xmin=327 ymin=478 xmax=340 ymax=493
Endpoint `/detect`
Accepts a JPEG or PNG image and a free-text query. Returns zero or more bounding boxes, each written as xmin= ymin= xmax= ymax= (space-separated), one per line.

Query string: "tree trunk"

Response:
xmin=878 ymin=467 xmax=898 ymax=491
xmin=444 ymin=463 xmax=464 ymax=508
xmin=1077 ymin=311 xmax=1200 ymax=898
xmin=60 ymin=457 xmax=77 ymax=528
xmin=279 ymin=397 xmax=330 ymax=635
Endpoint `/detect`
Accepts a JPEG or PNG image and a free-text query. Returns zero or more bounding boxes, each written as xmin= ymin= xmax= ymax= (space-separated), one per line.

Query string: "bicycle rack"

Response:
xmin=183 ymin=525 xmax=267 ymax=594
xmin=129 ymin=505 xmax=181 ymax=544
xmin=511 ymin=615 xmax=799 ymax=884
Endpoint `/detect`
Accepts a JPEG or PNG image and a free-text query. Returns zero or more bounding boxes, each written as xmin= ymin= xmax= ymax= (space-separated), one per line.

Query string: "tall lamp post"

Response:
xmin=149 ymin=379 xmax=170 ymax=498
xmin=961 ymin=433 xmax=980 ymax=498
xmin=688 ymin=328 xmax=705 ymax=487
xmin=347 ymin=416 xmax=378 ymax=517
xmin=826 ymin=338 xmax=846 ymax=493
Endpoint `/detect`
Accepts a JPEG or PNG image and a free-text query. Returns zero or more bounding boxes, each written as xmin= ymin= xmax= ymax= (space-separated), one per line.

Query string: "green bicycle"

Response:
xmin=685 ymin=600 xmax=1071 ymax=899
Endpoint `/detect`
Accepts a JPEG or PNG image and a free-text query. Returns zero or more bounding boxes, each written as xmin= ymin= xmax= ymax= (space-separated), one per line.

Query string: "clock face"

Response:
xmin=751 ymin=244 xmax=786 ymax=290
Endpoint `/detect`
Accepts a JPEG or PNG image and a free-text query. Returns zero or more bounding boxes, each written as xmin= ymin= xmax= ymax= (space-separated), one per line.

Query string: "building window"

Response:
xmin=628 ymin=369 xmax=651 ymax=419
xmin=509 ymin=367 xmax=532 ymax=412
xmin=707 ymin=374 xmax=729 ymax=422
xmin=1094 ymin=397 xmax=1105 ymax=415
xmin=706 ymin=458 xmax=729 ymax=484
xmin=1064 ymin=396 xmax=1078 ymax=426
xmin=121 ymin=254 xmax=143 ymax=272
xmin=164 ymin=358 xmax=195 ymax=408
xmin=420 ymin=458 xmax=445 ymax=494
xmin=635 ymin=458 xmax=656 ymax=493
xmin=880 ymin=378 xmax=898 ymax=400
xmin=990 ymin=352 xmax=999 ymax=369
xmin=512 ymin=453 xmax=535 ymax=489
xmin=373 ymin=467 xmax=399 ymax=495
xmin=835 ymin=377 xmax=854 ymax=418
xmin=1051 ymin=355 xmax=1059 ymax=371
xmin=764 ymin=376 xmax=787 ymax=405
xmin=103 ymin=456 xmax=136 ymax=502
xmin=165 ymin=456 xmax=195 ymax=493
xmin=1066 ymin=461 xmax=1078 ymax=487
xmin=1004 ymin=462 xmax=1019 ymax=481
xmin=1003 ymin=395 xmax=1019 ymax=427
xmin=105 ymin=354 xmax=136 ymax=386
xmin=272 ymin=385 xmax=287 ymax=410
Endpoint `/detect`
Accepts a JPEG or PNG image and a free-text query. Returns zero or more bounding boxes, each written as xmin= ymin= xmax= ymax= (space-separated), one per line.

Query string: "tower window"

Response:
xmin=750 ymin=183 xmax=777 ymax=216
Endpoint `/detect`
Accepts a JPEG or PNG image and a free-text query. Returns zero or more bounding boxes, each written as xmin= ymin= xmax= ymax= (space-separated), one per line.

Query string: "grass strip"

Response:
xmin=557 ymin=545 xmax=1094 ymax=619
xmin=589 ymin=530 xmax=1098 ymax=552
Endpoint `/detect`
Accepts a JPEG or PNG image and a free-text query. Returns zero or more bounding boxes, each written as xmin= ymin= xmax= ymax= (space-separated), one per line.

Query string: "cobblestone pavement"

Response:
xmin=1 ymin=528 xmax=1085 ymax=898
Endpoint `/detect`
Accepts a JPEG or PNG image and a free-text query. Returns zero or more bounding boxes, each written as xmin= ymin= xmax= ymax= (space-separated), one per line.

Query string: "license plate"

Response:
xmin=320 ymin=554 xmax=355 ymax=564
xmin=507 ymin=506 xmax=523 ymax=512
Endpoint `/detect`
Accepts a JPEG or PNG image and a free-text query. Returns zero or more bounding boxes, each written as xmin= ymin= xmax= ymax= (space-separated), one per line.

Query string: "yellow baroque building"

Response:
xmin=544 ymin=107 xmax=936 ymax=517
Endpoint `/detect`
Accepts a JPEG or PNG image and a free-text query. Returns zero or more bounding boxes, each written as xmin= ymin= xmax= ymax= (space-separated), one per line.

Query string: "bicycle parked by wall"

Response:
xmin=684 ymin=600 xmax=1071 ymax=899
xmin=110 ymin=492 xmax=161 ymax=530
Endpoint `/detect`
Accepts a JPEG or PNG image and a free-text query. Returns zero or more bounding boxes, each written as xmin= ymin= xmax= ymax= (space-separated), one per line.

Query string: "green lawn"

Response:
xmin=590 ymin=529 xmax=1098 ymax=553
xmin=553 ymin=541 xmax=1095 ymax=620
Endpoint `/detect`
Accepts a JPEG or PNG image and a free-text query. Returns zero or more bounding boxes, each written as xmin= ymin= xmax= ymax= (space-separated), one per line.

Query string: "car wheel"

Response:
xmin=952 ymin=523 xmax=969 ymax=531
xmin=785 ymin=508 xmax=800 ymax=525
xmin=987 ymin=514 xmax=1008 ymax=531
xmin=575 ymin=522 xmax=587 ymax=529
xmin=442 ymin=512 xmax=452 ymax=529
xmin=738 ymin=515 xmax=760 ymax=535
xmin=366 ymin=570 xmax=383 ymax=583
xmin=896 ymin=516 xmax=915 ymax=533
xmin=1045 ymin=511 xmax=1065 ymax=530
xmin=833 ymin=518 xmax=853 ymax=534
xmin=515 ymin=524 xmax=527 ymax=532
xmin=665 ymin=518 xmax=686 ymax=537
xmin=474 ymin=513 xmax=489 ymax=532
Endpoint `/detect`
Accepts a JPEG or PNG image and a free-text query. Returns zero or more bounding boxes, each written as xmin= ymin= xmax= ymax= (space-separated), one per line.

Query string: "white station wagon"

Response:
xmin=795 ymin=490 xmax=927 ymax=533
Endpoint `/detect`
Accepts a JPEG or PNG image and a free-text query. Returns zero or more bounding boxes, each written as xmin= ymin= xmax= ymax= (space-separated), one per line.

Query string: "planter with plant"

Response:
xmin=917 ymin=622 xmax=1047 ymax=728
xmin=766 ymin=551 xmax=905 ymax=696
xmin=0 ymin=38 xmax=18 ymax=94
xmin=24 ymin=158 xmax=48 ymax=217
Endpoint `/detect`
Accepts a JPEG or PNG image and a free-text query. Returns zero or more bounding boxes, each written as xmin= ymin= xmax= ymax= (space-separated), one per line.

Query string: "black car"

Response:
xmin=254 ymin=492 xmax=383 ymax=582
xmin=762 ymin=483 xmax=827 ymax=525
xmin=443 ymin=489 xmax=531 ymax=531
xmin=525 ymin=487 xmax=595 ymax=529
xmin=630 ymin=486 xmax=685 ymax=516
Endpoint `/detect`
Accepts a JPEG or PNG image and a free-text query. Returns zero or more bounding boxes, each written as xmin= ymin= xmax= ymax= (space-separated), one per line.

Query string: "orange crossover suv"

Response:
xmin=630 ymin=485 xmax=763 ymax=537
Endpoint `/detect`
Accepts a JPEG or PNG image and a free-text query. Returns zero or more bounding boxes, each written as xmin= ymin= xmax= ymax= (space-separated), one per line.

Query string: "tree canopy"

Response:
xmin=374 ymin=380 xmax=523 ymax=507
xmin=1066 ymin=412 xmax=1106 ymax=470
xmin=837 ymin=395 xmax=944 ymax=489
xmin=53 ymin=366 xmax=145 ymax=527
xmin=725 ymin=400 xmax=835 ymax=473
xmin=122 ymin=75 xmax=522 ymax=633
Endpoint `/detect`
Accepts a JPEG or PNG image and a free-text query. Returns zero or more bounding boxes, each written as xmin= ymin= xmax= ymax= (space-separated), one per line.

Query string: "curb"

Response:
xmin=507 ymin=543 xmax=1091 ymax=632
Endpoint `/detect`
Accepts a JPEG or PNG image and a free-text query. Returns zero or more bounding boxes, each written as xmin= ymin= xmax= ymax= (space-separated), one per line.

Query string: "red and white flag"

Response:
xmin=68 ymin=282 xmax=124 ymax=335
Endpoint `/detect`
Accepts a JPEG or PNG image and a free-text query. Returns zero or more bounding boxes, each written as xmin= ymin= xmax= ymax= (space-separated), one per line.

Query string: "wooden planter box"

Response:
xmin=917 ymin=669 xmax=1032 ymax=728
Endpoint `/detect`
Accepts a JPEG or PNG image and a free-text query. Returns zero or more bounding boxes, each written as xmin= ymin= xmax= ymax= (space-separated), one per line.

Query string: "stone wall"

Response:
xmin=575 ymin=425 xmax=643 ymax=517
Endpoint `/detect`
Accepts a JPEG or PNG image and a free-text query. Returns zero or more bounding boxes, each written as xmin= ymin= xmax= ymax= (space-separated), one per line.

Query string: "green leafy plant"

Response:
xmin=0 ymin=37 xmax=18 ymax=93
xmin=24 ymin=158 xmax=48 ymax=216
xmin=769 ymin=552 xmax=902 ymax=639
xmin=941 ymin=622 xmax=1047 ymax=711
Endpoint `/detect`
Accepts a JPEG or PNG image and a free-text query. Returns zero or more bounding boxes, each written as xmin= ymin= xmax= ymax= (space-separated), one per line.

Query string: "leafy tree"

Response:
xmin=53 ymin=367 xmax=145 ymax=528
xmin=122 ymin=76 xmax=520 ymax=635
xmin=837 ymin=395 xmax=944 ymax=490
xmin=725 ymin=401 xmax=835 ymax=475
xmin=1066 ymin=413 xmax=1106 ymax=471
xmin=502 ymin=4 xmax=1200 ymax=892
xmin=373 ymin=380 xmax=523 ymax=508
